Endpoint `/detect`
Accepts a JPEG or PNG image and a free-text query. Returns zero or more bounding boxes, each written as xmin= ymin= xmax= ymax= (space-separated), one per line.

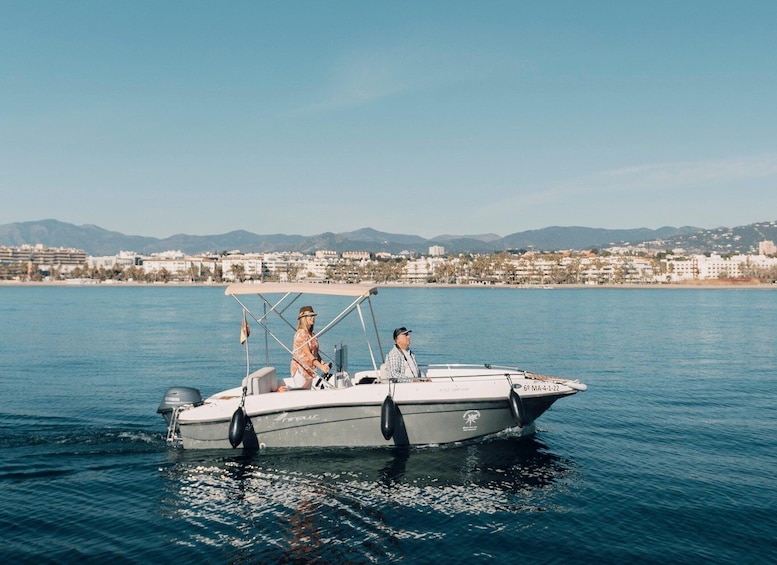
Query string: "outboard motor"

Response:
xmin=157 ymin=386 xmax=203 ymax=425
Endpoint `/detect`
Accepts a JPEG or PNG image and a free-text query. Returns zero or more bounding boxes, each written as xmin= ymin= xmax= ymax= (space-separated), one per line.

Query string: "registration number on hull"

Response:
xmin=525 ymin=383 xmax=560 ymax=392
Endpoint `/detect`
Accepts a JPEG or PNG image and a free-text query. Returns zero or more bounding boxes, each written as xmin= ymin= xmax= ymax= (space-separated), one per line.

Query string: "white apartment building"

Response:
xmin=221 ymin=254 xmax=268 ymax=281
xmin=662 ymin=253 xmax=777 ymax=282
xmin=296 ymin=257 xmax=333 ymax=281
xmin=142 ymin=258 xmax=195 ymax=276
xmin=506 ymin=256 xmax=558 ymax=284
xmin=342 ymin=251 xmax=371 ymax=260
xmin=1 ymin=244 xmax=87 ymax=271
xmin=141 ymin=254 xmax=220 ymax=279
xmin=403 ymin=257 xmax=446 ymax=283
xmin=262 ymin=252 xmax=303 ymax=277
xmin=88 ymin=251 xmax=141 ymax=270
xmin=759 ymin=240 xmax=777 ymax=256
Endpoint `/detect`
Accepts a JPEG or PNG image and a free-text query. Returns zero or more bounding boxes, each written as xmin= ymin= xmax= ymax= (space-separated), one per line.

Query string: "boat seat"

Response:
xmin=242 ymin=367 xmax=278 ymax=395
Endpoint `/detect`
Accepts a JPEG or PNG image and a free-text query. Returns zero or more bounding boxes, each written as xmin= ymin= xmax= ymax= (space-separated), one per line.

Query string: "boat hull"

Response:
xmin=175 ymin=375 xmax=572 ymax=449
xmin=179 ymin=400 xmax=539 ymax=449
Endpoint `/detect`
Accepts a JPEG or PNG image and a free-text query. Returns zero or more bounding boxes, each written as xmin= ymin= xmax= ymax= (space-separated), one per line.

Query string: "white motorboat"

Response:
xmin=157 ymin=283 xmax=587 ymax=450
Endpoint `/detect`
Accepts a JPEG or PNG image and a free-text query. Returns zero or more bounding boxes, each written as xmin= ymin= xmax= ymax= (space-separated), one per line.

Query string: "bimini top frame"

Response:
xmin=225 ymin=282 xmax=378 ymax=299
xmin=224 ymin=283 xmax=383 ymax=375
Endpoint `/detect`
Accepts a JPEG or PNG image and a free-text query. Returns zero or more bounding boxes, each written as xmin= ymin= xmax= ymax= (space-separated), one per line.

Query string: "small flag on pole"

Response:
xmin=240 ymin=314 xmax=250 ymax=344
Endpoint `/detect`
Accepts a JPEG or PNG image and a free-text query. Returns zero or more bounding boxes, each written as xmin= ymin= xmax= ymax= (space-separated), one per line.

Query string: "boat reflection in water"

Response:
xmin=159 ymin=434 xmax=577 ymax=562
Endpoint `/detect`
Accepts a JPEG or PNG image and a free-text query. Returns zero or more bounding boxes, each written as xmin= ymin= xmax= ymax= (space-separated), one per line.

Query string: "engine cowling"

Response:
xmin=157 ymin=386 xmax=203 ymax=425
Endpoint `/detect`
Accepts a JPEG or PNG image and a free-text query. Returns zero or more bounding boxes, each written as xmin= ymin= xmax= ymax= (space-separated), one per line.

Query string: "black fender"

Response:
xmin=381 ymin=395 xmax=396 ymax=440
xmin=228 ymin=407 xmax=247 ymax=448
xmin=509 ymin=388 xmax=527 ymax=427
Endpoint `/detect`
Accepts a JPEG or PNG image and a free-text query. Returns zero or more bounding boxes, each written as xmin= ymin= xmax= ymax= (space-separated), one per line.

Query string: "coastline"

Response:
xmin=2 ymin=280 xmax=775 ymax=290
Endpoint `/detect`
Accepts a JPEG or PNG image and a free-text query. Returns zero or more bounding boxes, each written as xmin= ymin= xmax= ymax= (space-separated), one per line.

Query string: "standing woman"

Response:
xmin=290 ymin=306 xmax=331 ymax=388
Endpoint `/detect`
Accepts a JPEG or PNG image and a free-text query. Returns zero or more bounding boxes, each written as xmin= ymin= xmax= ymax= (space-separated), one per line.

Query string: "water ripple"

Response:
xmin=149 ymin=438 xmax=576 ymax=562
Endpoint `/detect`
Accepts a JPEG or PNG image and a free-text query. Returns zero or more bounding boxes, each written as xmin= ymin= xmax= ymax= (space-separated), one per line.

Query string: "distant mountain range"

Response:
xmin=1 ymin=219 xmax=776 ymax=256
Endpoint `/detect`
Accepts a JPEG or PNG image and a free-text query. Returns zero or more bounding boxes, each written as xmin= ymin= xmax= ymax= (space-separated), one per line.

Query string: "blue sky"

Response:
xmin=2 ymin=1 xmax=776 ymax=239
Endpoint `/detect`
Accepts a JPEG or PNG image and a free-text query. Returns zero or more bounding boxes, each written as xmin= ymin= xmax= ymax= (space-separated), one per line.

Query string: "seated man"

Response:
xmin=384 ymin=326 xmax=428 ymax=382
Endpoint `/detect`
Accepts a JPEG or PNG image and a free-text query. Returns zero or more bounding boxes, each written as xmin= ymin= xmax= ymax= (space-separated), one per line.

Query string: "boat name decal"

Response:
xmin=274 ymin=412 xmax=320 ymax=424
xmin=438 ymin=386 xmax=470 ymax=393
xmin=462 ymin=409 xmax=481 ymax=432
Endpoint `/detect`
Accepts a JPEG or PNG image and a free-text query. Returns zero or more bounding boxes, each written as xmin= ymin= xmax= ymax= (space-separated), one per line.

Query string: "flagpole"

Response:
xmin=264 ymin=302 xmax=269 ymax=366
xmin=242 ymin=310 xmax=250 ymax=377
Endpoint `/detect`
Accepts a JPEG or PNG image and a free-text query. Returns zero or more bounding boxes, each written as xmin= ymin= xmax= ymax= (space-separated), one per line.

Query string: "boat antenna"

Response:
xmin=356 ymin=301 xmax=379 ymax=372
xmin=366 ymin=296 xmax=385 ymax=363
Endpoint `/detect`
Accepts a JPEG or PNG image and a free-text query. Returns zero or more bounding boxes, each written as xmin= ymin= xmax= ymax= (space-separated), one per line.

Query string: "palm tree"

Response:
xmin=231 ymin=263 xmax=246 ymax=282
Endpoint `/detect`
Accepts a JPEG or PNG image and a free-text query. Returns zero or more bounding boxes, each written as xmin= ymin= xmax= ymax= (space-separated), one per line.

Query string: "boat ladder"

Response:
xmin=165 ymin=405 xmax=189 ymax=445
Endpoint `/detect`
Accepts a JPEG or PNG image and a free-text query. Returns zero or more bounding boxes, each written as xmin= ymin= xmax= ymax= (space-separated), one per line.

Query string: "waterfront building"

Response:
xmin=295 ymin=256 xmax=333 ymax=281
xmin=403 ymin=257 xmax=446 ymax=283
xmin=221 ymin=254 xmax=268 ymax=281
xmin=661 ymin=253 xmax=777 ymax=282
xmin=0 ymin=244 xmax=87 ymax=279
xmin=0 ymin=244 xmax=87 ymax=268
xmin=342 ymin=251 xmax=371 ymax=260
xmin=261 ymin=253 xmax=291 ymax=278
xmin=88 ymin=251 xmax=141 ymax=270
xmin=142 ymin=257 xmax=196 ymax=278
xmin=759 ymin=240 xmax=777 ymax=256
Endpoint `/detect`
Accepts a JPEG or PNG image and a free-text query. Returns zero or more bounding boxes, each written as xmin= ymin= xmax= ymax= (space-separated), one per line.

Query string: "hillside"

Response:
xmin=1 ymin=219 xmax=775 ymax=256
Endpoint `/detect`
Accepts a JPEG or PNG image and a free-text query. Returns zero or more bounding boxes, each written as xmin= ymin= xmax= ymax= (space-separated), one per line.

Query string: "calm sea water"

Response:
xmin=1 ymin=285 xmax=776 ymax=564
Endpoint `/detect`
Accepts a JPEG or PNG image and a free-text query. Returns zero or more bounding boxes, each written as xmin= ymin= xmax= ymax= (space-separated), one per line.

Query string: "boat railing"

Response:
xmin=422 ymin=363 xmax=531 ymax=380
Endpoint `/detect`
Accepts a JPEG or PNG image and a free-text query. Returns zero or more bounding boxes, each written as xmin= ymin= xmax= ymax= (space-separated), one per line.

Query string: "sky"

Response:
xmin=2 ymin=1 xmax=776 ymax=239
